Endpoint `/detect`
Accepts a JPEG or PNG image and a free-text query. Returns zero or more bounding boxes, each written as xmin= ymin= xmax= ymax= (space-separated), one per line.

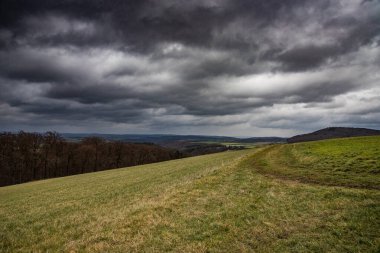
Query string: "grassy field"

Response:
xmin=1 ymin=137 xmax=379 ymax=252
xmin=252 ymin=136 xmax=380 ymax=189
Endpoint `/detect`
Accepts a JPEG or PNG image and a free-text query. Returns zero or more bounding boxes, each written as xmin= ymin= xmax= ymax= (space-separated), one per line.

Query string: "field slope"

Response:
xmin=253 ymin=136 xmax=380 ymax=189
xmin=1 ymin=137 xmax=379 ymax=252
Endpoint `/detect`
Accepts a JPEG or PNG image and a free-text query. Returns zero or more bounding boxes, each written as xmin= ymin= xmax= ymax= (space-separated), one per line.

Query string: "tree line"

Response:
xmin=0 ymin=131 xmax=183 ymax=187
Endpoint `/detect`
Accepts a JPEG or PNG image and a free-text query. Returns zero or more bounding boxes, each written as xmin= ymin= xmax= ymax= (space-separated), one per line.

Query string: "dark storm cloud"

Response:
xmin=0 ymin=49 xmax=82 ymax=83
xmin=0 ymin=0 xmax=308 ymax=49
xmin=0 ymin=0 xmax=379 ymax=135
xmin=277 ymin=45 xmax=338 ymax=71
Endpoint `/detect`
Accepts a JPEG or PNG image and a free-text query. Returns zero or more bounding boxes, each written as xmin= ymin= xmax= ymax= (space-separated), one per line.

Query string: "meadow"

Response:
xmin=1 ymin=137 xmax=379 ymax=252
xmin=252 ymin=136 xmax=380 ymax=189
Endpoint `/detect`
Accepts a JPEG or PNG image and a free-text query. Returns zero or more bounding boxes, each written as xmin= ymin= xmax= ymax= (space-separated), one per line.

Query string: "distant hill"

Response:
xmin=287 ymin=127 xmax=380 ymax=143
xmin=239 ymin=137 xmax=286 ymax=143
xmin=62 ymin=133 xmax=238 ymax=143
xmin=61 ymin=133 xmax=286 ymax=144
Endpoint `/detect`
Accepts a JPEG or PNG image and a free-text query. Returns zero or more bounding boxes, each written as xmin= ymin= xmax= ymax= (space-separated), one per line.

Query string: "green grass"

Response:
xmin=1 ymin=137 xmax=379 ymax=252
xmin=252 ymin=136 xmax=380 ymax=189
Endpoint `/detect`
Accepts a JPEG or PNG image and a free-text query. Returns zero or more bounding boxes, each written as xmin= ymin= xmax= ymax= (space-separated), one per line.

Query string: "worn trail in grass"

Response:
xmin=252 ymin=136 xmax=380 ymax=189
xmin=1 ymin=139 xmax=379 ymax=252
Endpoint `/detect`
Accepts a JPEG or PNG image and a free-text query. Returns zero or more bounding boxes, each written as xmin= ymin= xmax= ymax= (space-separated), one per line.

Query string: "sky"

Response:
xmin=0 ymin=0 xmax=379 ymax=137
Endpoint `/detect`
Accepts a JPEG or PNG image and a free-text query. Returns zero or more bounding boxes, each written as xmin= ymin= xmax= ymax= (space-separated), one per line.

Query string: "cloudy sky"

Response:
xmin=0 ymin=0 xmax=379 ymax=137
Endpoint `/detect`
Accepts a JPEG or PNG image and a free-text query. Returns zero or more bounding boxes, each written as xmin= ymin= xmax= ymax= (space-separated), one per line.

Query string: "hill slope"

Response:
xmin=287 ymin=127 xmax=380 ymax=143
xmin=253 ymin=136 xmax=380 ymax=189
xmin=62 ymin=133 xmax=286 ymax=144
xmin=1 ymin=138 xmax=379 ymax=252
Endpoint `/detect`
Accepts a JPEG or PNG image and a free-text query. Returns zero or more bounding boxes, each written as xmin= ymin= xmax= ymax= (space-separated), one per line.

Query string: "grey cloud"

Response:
xmin=0 ymin=0 xmax=379 ymax=136
xmin=277 ymin=45 xmax=338 ymax=71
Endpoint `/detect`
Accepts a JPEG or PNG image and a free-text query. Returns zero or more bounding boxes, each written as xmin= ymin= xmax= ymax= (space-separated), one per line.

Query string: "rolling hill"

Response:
xmin=287 ymin=127 xmax=380 ymax=143
xmin=1 ymin=136 xmax=379 ymax=252
xmin=61 ymin=133 xmax=286 ymax=144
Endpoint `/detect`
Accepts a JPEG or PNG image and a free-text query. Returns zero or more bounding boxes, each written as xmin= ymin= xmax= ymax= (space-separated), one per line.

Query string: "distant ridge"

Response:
xmin=287 ymin=127 xmax=380 ymax=143
xmin=61 ymin=133 xmax=286 ymax=144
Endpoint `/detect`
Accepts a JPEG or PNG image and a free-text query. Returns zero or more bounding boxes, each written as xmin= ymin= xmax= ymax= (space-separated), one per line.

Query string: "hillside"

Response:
xmin=62 ymin=133 xmax=240 ymax=143
xmin=287 ymin=127 xmax=380 ymax=143
xmin=238 ymin=137 xmax=286 ymax=143
xmin=253 ymin=136 xmax=380 ymax=189
xmin=62 ymin=133 xmax=286 ymax=144
xmin=1 ymin=137 xmax=379 ymax=252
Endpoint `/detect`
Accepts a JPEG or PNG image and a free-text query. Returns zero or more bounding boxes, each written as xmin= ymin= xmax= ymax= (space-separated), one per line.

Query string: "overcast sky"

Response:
xmin=0 ymin=0 xmax=379 ymax=137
